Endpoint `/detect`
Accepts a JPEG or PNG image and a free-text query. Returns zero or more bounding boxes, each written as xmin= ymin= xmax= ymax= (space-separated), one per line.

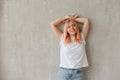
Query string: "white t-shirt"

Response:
xmin=59 ymin=32 xmax=89 ymax=69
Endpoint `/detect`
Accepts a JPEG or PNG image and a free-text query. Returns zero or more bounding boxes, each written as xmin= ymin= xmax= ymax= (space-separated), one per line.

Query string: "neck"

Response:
xmin=70 ymin=34 xmax=75 ymax=38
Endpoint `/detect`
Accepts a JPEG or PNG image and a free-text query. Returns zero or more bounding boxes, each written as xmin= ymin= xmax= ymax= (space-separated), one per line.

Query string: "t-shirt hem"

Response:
xmin=59 ymin=65 xmax=89 ymax=69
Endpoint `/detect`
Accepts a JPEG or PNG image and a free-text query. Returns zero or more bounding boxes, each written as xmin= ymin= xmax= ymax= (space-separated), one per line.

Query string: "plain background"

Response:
xmin=0 ymin=0 xmax=120 ymax=80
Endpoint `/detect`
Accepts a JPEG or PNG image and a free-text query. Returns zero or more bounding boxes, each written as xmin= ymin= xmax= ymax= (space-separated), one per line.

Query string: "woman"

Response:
xmin=50 ymin=14 xmax=90 ymax=80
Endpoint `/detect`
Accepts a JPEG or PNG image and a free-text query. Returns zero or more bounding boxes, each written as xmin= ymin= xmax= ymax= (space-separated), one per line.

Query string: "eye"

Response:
xmin=72 ymin=24 xmax=76 ymax=27
xmin=68 ymin=26 xmax=70 ymax=28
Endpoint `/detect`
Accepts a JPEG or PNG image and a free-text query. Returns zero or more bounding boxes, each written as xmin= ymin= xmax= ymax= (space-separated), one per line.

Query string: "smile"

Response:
xmin=70 ymin=30 xmax=75 ymax=32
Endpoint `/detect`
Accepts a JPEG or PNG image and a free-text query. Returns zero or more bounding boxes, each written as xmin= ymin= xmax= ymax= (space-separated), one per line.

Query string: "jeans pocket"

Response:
xmin=76 ymin=68 xmax=83 ymax=73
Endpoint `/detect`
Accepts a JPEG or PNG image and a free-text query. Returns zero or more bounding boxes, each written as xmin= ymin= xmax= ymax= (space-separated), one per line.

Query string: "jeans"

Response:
xmin=57 ymin=67 xmax=83 ymax=80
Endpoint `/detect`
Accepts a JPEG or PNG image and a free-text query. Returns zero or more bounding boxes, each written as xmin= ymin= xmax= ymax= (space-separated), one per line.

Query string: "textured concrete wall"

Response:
xmin=0 ymin=0 xmax=120 ymax=80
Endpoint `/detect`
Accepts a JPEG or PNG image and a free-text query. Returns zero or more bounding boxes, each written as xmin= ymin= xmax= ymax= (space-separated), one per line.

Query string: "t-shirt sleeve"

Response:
xmin=81 ymin=32 xmax=86 ymax=45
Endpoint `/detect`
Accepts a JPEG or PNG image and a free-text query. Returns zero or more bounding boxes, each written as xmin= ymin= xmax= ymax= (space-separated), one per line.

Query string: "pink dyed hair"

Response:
xmin=63 ymin=19 xmax=82 ymax=45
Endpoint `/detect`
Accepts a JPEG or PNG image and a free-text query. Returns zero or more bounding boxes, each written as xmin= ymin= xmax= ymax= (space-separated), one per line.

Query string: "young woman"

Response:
xmin=50 ymin=14 xmax=90 ymax=80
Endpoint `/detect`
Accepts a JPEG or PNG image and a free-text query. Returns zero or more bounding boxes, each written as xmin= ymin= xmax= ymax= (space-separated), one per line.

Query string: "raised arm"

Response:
xmin=50 ymin=16 xmax=69 ymax=40
xmin=75 ymin=18 xmax=90 ymax=40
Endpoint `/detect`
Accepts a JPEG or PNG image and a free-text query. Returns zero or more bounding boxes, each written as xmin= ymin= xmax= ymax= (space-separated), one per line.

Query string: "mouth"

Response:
xmin=70 ymin=30 xmax=75 ymax=32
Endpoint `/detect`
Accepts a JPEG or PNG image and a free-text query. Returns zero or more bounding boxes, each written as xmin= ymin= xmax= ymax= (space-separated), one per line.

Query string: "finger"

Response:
xmin=71 ymin=14 xmax=75 ymax=18
xmin=68 ymin=15 xmax=71 ymax=17
xmin=73 ymin=14 xmax=76 ymax=17
xmin=74 ymin=15 xmax=79 ymax=18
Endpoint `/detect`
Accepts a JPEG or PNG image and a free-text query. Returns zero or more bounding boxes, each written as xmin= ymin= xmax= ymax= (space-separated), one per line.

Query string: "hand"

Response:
xmin=63 ymin=14 xmax=79 ymax=23
xmin=63 ymin=15 xmax=71 ymax=23
xmin=65 ymin=15 xmax=71 ymax=19
xmin=69 ymin=14 xmax=79 ymax=20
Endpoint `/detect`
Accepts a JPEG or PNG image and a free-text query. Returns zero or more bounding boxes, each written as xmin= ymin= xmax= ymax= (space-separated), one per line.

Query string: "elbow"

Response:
xmin=50 ymin=22 xmax=56 ymax=26
xmin=85 ymin=18 xmax=90 ymax=24
xmin=50 ymin=22 xmax=57 ymax=28
xmin=50 ymin=22 xmax=53 ymax=26
xmin=86 ymin=18 xmax=89 ymax=22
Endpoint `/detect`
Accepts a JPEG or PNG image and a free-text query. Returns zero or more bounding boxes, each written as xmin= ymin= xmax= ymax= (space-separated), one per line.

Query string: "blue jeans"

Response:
xmin=57 ymin=67 xmax=83 ymax=80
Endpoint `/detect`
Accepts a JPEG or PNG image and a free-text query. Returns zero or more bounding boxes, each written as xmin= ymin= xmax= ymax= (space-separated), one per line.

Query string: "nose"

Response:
xmin=70 ymin=26 xmax=74 ymax=29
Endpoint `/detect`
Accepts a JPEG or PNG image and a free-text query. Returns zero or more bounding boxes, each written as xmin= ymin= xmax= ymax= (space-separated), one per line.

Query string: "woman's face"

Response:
xmin=67 ymin=21 xmax=78 ymax=36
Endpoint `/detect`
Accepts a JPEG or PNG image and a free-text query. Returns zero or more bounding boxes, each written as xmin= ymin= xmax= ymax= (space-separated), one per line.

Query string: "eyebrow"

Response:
xmin=69 ymin=23 xmax=76 ymax=26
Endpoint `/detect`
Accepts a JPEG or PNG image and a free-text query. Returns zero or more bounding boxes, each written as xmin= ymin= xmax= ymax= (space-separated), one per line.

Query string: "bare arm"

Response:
xmin=75 ymin=18 xmax=90 ymax=40
xmin=50 ymin=17 xmax=69 ymax=40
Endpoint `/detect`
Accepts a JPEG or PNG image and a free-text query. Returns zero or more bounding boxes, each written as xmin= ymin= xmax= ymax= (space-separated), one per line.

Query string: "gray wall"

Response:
xmin=0 ymin=0 xmax=120 ymax=80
